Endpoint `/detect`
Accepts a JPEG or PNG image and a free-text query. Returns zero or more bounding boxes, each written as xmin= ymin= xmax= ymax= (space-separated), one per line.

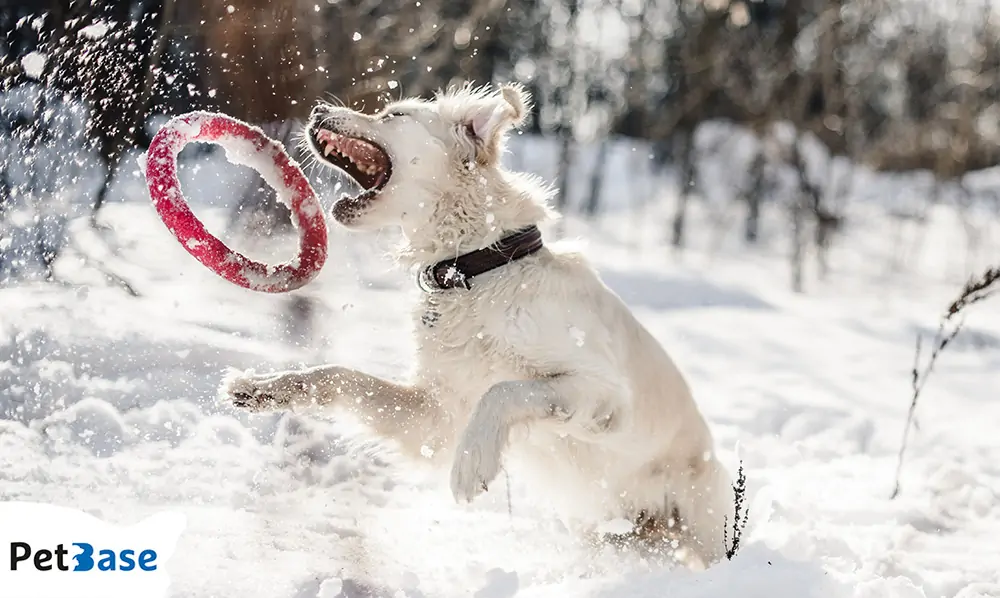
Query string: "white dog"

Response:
xmin=221 ymin=83 xmax=736 ymax=567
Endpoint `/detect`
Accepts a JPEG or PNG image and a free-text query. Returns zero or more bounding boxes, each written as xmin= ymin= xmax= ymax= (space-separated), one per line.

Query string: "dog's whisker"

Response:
xmin=323 ymin=91 xmax=347 ymax=109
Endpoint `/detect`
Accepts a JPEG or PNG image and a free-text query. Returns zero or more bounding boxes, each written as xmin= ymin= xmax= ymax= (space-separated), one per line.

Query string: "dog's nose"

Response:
xmin=310 ymin=103 xmax=339 ymax=121
xmin=309 ymin=104 xmax=327 ymax=119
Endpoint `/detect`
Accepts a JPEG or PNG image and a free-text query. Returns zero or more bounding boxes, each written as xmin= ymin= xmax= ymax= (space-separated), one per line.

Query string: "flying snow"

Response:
xmin=78 ymin=21 xmax=110 ymax=40
xmin=20 ymin=51 xmax=46 ymax=79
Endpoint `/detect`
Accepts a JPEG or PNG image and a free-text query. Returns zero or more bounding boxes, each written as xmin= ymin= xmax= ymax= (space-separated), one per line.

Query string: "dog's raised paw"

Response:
xmin=449 ymin=426 xmax=505 ymax=503
xmin=219 ymin=368 xmax=298 ymax=413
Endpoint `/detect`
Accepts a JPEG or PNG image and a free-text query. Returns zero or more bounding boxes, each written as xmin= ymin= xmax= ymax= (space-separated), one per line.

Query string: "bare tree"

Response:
xmin=91 ymin=0 xmax=177 ymax=222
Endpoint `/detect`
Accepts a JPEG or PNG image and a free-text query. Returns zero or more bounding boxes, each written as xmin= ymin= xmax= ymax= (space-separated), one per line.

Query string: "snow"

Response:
xmin=2 ymin=132 xmax=1000 ymax=597
xmin=20 ymin=51 xmax=46 ymax=80
xmin=317 ymin=578 xmax=344 ymax=598
xmin=78 ymin=21 xmax=110 ymax=40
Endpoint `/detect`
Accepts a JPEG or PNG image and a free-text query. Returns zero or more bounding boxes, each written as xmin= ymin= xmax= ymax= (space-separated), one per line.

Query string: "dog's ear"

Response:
xmin=461 ymin=84 xmax=530 ymax=166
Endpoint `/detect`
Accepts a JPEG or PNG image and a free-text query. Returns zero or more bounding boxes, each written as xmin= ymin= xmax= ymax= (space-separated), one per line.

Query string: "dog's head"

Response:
xmin=305 ymin=83 xmax=530 ymax=231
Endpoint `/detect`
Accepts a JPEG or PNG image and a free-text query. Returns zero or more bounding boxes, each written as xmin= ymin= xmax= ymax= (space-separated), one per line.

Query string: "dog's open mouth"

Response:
xmin=311 ymin=128 xmax=392 ymax=203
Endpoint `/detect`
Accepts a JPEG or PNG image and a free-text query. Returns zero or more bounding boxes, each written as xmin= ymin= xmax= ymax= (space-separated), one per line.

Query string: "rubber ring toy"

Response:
xmin=142 ymin=111 xmax=328 ymax=293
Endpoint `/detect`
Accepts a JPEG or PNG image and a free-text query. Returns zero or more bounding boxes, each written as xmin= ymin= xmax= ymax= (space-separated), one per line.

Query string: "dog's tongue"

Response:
xmin=345 ymin=138 xmax=383 ymax=164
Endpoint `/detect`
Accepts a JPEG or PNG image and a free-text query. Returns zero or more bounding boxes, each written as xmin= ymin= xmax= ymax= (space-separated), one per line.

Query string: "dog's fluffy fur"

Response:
xmin=221 ymin=83 xmax=735 ymax=567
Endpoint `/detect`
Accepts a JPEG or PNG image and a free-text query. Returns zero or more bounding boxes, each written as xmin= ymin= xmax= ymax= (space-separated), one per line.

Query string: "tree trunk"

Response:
xmin=583 ymin=138 xmax=609 ymax=217
xmin=790 ymin=193 xmax=807 ymax=293
xmin=671 ymin=130 xmax=696 ymax=248
xmin=789 ymin=136 xmax=812 ymax=292
xmin=744 ymin=151 xmax=765 ymax=244
xmin=555 ymin=133 xmax=574 ymax=211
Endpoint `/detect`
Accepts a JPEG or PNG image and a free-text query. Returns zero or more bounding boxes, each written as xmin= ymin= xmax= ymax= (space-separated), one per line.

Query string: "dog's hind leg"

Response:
xmin=221 ymin=365 xmax=444 ymax=458
xmin=665 ymin=454 xmax=736 ymax=568
xmin=449 ymin=375 xmax=626 ymax=502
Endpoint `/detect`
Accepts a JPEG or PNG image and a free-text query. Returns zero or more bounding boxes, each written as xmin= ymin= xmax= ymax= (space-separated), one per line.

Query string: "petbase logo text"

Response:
xmin=0 ymin=502 xmax=186 ymax=598
xmin=9 ymin=540 xmax=160 ymax=572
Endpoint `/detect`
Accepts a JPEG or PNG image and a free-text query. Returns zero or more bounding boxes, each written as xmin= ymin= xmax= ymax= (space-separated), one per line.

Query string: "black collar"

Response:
xmin=417 ymin=225 xmax=544 ymax=292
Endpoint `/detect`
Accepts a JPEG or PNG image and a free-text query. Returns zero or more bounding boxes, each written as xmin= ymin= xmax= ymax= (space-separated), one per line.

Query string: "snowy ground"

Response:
xmin=2 ymin=145 xmax=999 ymax=598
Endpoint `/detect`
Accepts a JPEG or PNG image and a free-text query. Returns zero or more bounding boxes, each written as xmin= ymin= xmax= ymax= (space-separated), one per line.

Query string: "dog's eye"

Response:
xmin=381 ymin=111 xmax=407 ymax=121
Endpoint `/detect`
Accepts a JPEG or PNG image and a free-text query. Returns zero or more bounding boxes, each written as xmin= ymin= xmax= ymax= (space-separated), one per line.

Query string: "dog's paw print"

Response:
xmin=219 ymin=368 xmax=304 ymax=413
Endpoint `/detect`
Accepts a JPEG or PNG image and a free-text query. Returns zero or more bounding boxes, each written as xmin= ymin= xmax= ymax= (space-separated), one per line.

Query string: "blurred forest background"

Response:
xmin=2 ymin=0 xmax=1000 ymax=294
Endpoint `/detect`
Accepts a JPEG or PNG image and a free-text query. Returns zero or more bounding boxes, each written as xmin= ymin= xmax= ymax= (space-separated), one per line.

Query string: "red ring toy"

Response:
xmin=142 ymin=111 xmax=328 ymax=293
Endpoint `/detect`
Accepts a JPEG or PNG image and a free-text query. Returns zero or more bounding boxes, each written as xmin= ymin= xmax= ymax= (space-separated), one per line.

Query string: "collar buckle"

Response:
xmin=416 ymin=263 xmax=472 ymax=294
xmin=416 ymin=264 xmax=443 ymax=294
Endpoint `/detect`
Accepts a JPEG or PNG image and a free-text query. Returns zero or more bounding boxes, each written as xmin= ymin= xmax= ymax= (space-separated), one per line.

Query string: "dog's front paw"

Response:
xmin=219 ymin=368 xmax=306 ymax=413
xmin=449 ymin=424 xmax=505 ymax=503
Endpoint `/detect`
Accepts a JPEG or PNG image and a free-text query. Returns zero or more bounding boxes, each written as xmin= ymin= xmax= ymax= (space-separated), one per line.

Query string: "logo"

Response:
xmin=0 ymin=502 xmax=186 ymax=598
